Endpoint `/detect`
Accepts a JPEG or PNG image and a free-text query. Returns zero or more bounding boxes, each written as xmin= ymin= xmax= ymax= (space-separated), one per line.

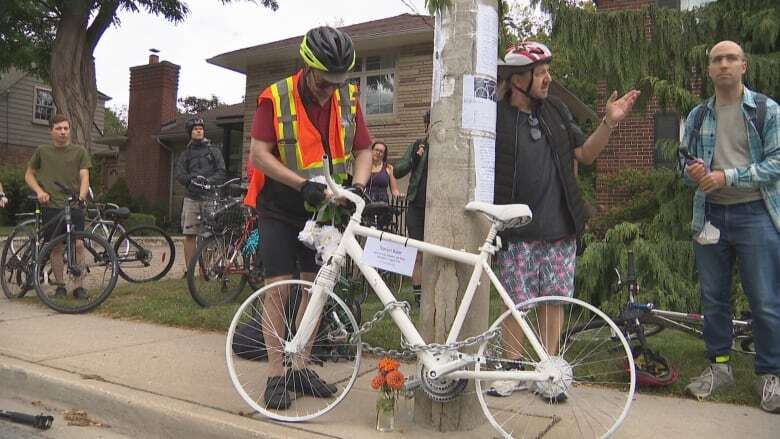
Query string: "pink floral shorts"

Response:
xmin=497 ymin=237 xmax=576 ymax=304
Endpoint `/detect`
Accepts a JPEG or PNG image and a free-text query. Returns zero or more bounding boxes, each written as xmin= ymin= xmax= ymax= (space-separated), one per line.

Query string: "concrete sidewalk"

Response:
xmin=0 ymin=298 xmax=777 ymax=438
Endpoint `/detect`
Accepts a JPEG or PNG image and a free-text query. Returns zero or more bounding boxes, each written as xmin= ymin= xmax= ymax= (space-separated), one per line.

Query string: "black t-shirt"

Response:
xmin=502 ymin=110 xmax=576 ymax=241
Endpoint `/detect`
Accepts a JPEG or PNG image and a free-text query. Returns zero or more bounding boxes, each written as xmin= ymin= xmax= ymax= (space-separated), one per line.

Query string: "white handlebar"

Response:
xmin=321 ymin=155 xmax=365 ymax=211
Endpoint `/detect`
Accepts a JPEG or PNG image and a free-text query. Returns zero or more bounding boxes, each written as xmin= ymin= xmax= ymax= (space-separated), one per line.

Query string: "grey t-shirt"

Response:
xmin=709 ymin=102 xmax=762 ymax=204
xmin=502 ymin=110 xmax=575 ymax=241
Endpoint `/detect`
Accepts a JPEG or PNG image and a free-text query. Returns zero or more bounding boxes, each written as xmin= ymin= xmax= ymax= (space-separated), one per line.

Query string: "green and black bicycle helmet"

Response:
xmin=300 ymin=26 xmax=356 ymax=78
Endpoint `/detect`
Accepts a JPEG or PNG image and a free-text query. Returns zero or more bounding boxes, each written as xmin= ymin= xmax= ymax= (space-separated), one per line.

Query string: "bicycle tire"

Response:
xmin=226 ymin=279 xmax=361 ymax=422
xmin=1 ymin=226 xmax=36 ymax=299
xmin=8 ymin=219 xmax=35 ymax=254
xmin=187 ymin=234 xmax=246 ymax=307
xmin=115 ymin=225 xmax=175 ymax=283
xmin=568 ymin=314 xmax=664 ymax=343
xmin=476 ymin=296 xmax=635 ymax=439
xmin=34 ymin=231 xmax=118 ymax=314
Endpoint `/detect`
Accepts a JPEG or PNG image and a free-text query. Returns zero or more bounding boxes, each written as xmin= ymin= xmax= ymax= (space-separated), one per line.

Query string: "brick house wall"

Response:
xmin=239 ymin=43 xmax=433 ymax=174
xmin=126 ymin=56 xmax=179 ymax=205
xmin=594 ymin=0 xmax=659 ymax=209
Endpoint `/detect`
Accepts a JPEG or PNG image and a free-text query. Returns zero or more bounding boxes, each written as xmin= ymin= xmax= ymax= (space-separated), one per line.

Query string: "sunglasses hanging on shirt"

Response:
xmin=528 ymin=114 xmax=542 ymax=141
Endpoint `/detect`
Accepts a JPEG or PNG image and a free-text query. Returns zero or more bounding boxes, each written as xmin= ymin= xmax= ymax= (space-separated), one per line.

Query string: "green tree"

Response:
xmin=0 ymin=0 xmax=278 ymax=152
xmin=104 ymin=105 xmax=128 ymax=136
xmin=531 ymin=0 xmax=779 ymax=114
xmin=177 ymin=94 xmax=226 ymax=115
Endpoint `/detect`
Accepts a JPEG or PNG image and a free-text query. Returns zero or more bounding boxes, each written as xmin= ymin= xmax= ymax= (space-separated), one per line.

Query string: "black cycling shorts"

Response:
xmin=258 ymin=217 xmax=317 ymax=278
xmin=41 ymin=207 xmax=85 ymax=242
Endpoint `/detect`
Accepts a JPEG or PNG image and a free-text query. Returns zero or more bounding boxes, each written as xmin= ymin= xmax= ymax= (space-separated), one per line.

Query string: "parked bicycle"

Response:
xmin=0 ymin=182 xmax=119 ymax=313
xmin=186 ymin=178 xmax=263 ymax=307
xmin=568 ymin=251 xmax=755 ymax=386
xmin=225 ymin=157 xmax=635 ymax=438
xmin=12 ymin=188 xmax=127 ymax=255
xmin=86 ymin=205 xmax=176 ymax=283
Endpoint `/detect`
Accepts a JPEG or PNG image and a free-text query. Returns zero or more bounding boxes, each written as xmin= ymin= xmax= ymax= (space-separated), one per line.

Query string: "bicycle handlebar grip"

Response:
xmin=0 ymin=410 xmax=54 ymax=430
xmin=627 ymin=250 xmax=636 ymax=281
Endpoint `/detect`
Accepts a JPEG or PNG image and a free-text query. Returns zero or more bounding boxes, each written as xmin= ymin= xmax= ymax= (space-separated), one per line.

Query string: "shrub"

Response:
xmin=0 ymin=167 xmax=36 ymax=226
xmin=125 ymin=213 xmax=157 ymax=229
xmin=576 ymin=167 xmax=747 ymax=316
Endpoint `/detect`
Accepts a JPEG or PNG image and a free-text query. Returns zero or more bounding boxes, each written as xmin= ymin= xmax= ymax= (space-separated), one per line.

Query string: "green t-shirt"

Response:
xmin=28 ymin=143 xmax=92 ymax=208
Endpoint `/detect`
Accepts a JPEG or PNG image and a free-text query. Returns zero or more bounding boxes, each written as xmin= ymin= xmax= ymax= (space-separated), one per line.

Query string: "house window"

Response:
xmin=33 ymin=87 xmax=55 ymax=124
xmin=654 ymin=112 xmax=680 ymax=169
xmin=349 ymin=54 xmax=396 ymax=116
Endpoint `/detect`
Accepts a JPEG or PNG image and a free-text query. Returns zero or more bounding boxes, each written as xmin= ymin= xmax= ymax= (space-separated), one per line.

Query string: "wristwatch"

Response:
xmin=602 ymin=116 xmax=617 ymax=130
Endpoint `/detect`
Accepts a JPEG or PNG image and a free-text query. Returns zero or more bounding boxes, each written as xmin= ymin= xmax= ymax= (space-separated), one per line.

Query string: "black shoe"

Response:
xmin=53 ymin=286 xmax=67 ymax=298
xmin=264 ymin=376 xmax=292 ymax=410
xmin=286 ymin=368 xmax=337 ymax=397
xmin=72 ymin=287 xmax=88 ymax=299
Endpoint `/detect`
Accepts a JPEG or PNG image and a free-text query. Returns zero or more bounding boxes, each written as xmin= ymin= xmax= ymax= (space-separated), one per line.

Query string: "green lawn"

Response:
xmin=80 ymin=277 xmax=759 ymax=407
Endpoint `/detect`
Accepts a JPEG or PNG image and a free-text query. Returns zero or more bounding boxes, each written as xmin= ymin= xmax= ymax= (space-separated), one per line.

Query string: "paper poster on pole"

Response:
xmin=361 ymin=237 xmax=417 ymax=277
xmin=473 ymin=136 xmax=495 ymax=203
xmin=431 ymin=12 xmax=445 ymax=103
xmin=461 ymin=74 xmax=497 ymax=134
xmin=475 ymin=3 xmax=498 ymax=77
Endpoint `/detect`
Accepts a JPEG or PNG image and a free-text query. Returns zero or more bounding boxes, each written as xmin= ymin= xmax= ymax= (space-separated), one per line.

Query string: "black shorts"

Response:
xmin=259 ymin=217 xmax=317 ymax=278
xmin=41 ymin=207 xmax=85 ymax=242
xmin=406 ymin=206 xmax=425 ymax=241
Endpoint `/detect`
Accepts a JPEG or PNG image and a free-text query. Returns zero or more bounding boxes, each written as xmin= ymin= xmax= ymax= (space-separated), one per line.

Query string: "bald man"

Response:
xmin=682 ymin=40 xmax=780 ymax=413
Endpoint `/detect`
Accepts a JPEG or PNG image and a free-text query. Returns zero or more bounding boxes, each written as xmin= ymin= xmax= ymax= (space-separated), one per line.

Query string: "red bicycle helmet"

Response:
xmin=498 ymin=41 xmax=552 ymax=74
xmin=498 ymin=41 xmax=552 ymax=97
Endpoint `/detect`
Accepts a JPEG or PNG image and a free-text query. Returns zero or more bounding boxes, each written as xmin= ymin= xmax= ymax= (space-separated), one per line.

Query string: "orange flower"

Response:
xmin=378 ymin=357 xmax=400 ymax=373
xmin=385 ymin=370 xmax=405 ymax=390
xmin=371 ymin=374 xmax=386 ymax=390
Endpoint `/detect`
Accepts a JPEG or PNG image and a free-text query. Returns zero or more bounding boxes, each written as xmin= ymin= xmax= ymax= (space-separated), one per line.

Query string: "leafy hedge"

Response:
xmin=0 ymin=167 xmax=36 ymax=226
xmin=576 ymin=167 xmax=749 ymax=316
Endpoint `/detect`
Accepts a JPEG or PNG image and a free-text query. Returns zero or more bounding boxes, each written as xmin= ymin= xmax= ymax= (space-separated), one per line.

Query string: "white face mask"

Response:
xmin=694 ymin=221 xmax=720 ymax=245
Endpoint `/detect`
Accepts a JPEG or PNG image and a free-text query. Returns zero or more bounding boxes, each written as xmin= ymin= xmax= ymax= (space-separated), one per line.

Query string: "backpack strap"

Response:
xmin=689 ymin=104 xmax=707 ymax=152
xmin=747 ymin=92 xmax=767 ymax=145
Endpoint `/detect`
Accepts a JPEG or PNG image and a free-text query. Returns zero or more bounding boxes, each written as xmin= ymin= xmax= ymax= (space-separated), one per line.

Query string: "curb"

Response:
xmin=0 ymin=356 xmax=325 ymax=439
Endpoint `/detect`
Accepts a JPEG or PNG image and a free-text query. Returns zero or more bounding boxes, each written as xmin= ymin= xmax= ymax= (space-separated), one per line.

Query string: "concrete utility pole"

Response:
xmin=415 ymin=0 xmax=498 ymax=432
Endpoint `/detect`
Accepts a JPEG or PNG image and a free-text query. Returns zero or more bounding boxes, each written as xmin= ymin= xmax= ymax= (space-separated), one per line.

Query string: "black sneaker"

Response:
xmin=286 ymin=368 xmax=337 ymax=397
xmin=53 ymin=286 xmax=67 ymax=298
xmin=263 ymin=376 xmax=292 ymax=410
xmin=72 ymin=287 xmax=88 ymax=299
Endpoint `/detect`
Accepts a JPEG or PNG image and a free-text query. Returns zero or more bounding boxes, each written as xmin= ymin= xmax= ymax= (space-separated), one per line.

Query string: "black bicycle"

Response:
xmin=0 ymin=182 xmax=119 ymax=313
xmin=568 ymin=251 xmax=755 ymax=386
xmin=90 ymin=205 xmax=176 ymax=283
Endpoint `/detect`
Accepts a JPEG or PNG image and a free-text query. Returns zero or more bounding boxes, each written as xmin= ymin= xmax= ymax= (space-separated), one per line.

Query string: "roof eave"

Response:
xmin=207 ymin=26 xmax=432 ymax=75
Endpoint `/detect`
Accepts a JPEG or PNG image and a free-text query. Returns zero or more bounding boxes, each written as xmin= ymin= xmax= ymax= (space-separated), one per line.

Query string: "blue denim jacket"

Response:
xmin=681 ymin=87 xmax=780 ymax=233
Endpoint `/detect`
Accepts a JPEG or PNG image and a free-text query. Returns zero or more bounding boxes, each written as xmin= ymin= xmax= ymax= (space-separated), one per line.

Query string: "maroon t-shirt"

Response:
xmin=251 ymin=74 xmax=372 ymax=225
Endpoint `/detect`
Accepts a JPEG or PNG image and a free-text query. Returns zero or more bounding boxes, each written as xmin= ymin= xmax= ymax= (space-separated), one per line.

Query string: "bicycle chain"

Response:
xmin=347 ymin=301 xmax=502 ymax=360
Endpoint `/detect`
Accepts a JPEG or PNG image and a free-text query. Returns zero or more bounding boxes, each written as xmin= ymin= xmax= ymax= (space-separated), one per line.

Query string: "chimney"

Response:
xmin=125 ymin=52 xmax=180 ymax=207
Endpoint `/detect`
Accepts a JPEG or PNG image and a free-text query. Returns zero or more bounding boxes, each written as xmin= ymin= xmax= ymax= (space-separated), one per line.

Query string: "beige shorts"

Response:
xmin=181 ymin=198 xmax=204 ymax=236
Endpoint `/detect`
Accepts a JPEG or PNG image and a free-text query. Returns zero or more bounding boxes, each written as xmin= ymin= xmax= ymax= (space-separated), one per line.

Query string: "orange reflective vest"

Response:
xmin=244 ymin=69 xmax=357 ymax=208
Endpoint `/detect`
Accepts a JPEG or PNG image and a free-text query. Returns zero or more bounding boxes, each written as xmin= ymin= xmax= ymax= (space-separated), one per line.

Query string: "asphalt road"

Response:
xmin=0 ymin=395 xmax=136 ymax=439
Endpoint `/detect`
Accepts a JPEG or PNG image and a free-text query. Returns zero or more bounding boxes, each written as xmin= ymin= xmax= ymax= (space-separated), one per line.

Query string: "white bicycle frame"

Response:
xmin=286 ymin=159 xmax=554 ymax=385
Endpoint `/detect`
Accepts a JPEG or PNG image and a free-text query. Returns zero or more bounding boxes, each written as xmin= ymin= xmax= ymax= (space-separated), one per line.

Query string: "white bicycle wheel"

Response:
xmin=91 ymin=221 xmax=129 ymax=257
xmin=475 ymin=296 xmax=635 ymax=439
xmin=225 ymin=279 xmax=362 ymax=422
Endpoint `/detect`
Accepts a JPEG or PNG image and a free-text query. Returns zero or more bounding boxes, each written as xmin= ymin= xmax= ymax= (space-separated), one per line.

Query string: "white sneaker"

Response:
xmin=487 ymin=379 xmax=528 ymax=397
